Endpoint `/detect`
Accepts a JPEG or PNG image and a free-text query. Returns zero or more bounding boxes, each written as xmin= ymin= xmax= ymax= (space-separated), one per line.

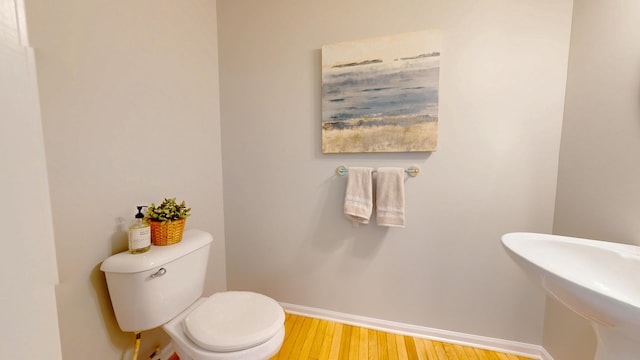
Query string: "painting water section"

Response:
xmin=322 ymin=55 xmax=439 ymax=129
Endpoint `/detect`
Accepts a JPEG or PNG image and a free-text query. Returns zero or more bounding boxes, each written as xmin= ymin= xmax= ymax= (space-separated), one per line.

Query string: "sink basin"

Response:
xmin=501 ymin=232 xmax=640 ymax=360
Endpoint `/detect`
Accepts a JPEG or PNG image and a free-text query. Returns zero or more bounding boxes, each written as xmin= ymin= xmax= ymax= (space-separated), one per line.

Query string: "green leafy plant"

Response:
xmin=146 ymin=198 xmax=191 ymax=224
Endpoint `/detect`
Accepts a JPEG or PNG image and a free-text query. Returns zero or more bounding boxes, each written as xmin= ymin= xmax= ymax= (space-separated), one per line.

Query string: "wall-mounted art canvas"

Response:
xmin=321 ymin=30 xmax=441 ymax=153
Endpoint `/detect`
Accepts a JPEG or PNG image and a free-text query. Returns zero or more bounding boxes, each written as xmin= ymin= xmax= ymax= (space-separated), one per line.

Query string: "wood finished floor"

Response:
xmin=270 ymin=313 xmax=534 ymax=360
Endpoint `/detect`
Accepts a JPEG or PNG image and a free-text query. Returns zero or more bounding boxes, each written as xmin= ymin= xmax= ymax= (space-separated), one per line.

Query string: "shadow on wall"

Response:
xmin=110 ymin=218 xmax=128 ymax=255
xmin=543 ymin=296 xmax=597 ymax=360
xmin=309 ymin=173 xmax=387 ymax=255
xmin=90 ymin=220 xmax=171 ymax=359
xmin=91 ymin=220 xmax=131 ymax=358
xmin=90 ymin=263 xmax=130 ymax=354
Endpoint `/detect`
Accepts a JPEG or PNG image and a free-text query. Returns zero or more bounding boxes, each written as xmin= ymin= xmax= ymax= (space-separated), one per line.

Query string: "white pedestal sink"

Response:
xmin=501 ymin=232 xmax=640 ymax=360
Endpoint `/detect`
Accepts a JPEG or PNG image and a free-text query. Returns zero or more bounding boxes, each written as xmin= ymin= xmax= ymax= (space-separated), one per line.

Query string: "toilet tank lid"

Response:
xmin=100 ymin=229 xmax=213 ymax=274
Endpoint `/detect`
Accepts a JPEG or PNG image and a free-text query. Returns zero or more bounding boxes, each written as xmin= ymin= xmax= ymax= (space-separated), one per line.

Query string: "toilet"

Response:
xmin=100 ymin=229 xmax=285 ymax=360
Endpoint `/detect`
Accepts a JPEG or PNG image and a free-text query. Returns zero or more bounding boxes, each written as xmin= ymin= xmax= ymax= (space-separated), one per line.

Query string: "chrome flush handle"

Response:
xmin=150 ymin=268 xmax=166 ymax=278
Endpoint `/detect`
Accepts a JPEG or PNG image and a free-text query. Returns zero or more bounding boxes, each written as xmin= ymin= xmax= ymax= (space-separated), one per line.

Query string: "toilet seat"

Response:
xmin=162 ymin=292 xmax=285 ymax=360
xmin=184 ymin=291 xmax=285 ymax=352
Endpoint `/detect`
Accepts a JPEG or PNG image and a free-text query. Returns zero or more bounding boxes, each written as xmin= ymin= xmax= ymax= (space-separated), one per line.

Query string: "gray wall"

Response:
xmin=14 ymin=0 xmax=636 ymax=357
xmin=218 ymin=0 xmax=573 ymax=344
xmin=25 ymin=1 xmax=226 ymax=358
xmin=549 ymin=0 xmax=640 ymax=358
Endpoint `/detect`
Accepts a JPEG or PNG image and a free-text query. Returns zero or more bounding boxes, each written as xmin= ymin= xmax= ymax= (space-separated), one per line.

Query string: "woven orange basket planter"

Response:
xmin=150 ymin=218 xmax=186 ymax=246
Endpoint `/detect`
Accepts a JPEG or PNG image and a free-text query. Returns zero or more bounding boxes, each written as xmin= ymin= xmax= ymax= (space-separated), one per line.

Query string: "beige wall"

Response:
xmin=549 ymin=0 xmax=640 ymax=358
xmin=24 ymin=1 xmax=226 ymax=358
xmin=0 ymin=1 xmax=62 ymax=358
xmin=218 ymin=0 xmax=573 ymax=344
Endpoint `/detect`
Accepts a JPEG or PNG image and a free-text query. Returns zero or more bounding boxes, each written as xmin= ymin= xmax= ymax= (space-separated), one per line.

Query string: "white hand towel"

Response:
xmin=344 ymin=167 xmax=374 ymax=224
xmin=376 ymin=167 xmax=405 ymax=228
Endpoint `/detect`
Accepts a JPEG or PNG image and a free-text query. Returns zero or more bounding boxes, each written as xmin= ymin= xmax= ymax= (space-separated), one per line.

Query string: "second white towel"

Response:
xmin=376 ymin=167 xmax=405 ymax=228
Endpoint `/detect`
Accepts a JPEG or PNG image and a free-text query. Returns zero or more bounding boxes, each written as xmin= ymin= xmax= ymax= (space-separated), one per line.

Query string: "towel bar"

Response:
xmin=335 ymin=165 xmax=420 ymax=177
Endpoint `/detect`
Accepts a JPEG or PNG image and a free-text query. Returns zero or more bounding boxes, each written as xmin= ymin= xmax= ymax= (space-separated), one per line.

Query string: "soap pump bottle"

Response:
xmin=128 ymin=206 xmax=151 ymax=254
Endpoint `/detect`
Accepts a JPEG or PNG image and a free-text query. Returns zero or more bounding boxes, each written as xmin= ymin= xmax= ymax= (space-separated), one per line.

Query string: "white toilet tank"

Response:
xmin=100 ymin=229 xmax=213 ymax=332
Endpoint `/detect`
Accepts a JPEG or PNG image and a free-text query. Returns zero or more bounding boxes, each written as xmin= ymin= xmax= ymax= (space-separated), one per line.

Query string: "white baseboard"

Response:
xmin=280 ymin=302 xmax=553 ymax=360
xmin=539 ymin=347 xmax=554 ymax=360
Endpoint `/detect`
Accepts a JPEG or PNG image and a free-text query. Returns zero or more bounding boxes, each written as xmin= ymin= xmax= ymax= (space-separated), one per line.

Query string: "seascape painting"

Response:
xmin=321 ymin=30 xmax=441 ymax=153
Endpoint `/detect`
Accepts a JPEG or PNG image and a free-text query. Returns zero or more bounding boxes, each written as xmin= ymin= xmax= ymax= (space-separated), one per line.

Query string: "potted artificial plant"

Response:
xmin=147 ymin=198 xmax=191 ymax=246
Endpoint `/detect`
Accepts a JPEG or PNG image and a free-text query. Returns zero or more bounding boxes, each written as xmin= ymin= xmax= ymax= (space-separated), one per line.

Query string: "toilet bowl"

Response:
xmin=100 ymin=229 xmax=285 ymax=360
xmin=163 ymin=293 xmax=285 ymax=360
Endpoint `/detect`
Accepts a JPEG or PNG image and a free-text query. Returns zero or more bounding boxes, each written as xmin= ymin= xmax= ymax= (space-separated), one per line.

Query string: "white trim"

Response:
xmin=280 ymin=302 xmax=553 ymax=360
xmin=539 ymin=347 xmax=554 ymax=360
